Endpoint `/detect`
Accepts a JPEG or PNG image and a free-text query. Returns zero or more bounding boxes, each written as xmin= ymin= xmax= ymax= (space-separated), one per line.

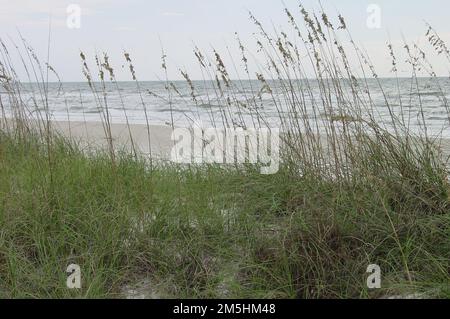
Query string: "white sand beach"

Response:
xmin=4 ymin=119 xmax=450 ymax=165
xmin=52 ymin=120 xmax=450 ymax=157
xmin=50 ymin=120 xmax=175 ymax=159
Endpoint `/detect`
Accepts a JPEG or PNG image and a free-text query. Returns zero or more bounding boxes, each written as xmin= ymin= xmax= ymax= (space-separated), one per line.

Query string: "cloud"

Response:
xmin=0 ymin=0 xmax=108 ymax=28
xmin=113 ymin=26 xmax=137 ymax=32
xmin=161 ymin=12 xmax=185 ymax=17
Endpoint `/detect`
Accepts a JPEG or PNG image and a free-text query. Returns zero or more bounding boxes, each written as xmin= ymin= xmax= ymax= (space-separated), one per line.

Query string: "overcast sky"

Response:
xmin=1 ymin=0 xmax=449 ymax=81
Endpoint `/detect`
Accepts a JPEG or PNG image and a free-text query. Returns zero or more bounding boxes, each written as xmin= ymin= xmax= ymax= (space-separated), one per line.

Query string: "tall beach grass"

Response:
xmin=0 ymin=4 xmax=449 ymax=298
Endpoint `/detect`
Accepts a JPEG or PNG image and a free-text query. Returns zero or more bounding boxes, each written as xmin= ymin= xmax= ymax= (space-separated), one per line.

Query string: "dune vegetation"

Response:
xmin=0 ymin=4 xmax=449 ymax=298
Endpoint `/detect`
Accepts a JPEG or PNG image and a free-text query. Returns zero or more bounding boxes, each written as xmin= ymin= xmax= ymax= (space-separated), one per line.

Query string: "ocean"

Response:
xmin=2 ymin=77 xmax=450 ymax=137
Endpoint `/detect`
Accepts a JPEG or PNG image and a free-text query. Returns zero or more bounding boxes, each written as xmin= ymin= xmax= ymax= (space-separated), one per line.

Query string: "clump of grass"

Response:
xmin=0 ymin=132 xmax=448 ymax=298
xmin=0 ymin=2 xmax=450 ymax=298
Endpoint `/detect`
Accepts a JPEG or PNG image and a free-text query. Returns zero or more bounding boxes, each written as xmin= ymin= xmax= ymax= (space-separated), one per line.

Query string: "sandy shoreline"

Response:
xmin=51 ymin=120 xmax=175 ymax=159
xmin=3 ymin=119 xmax=450 ymax=162
xmin=51 ymin=120 xmax=450 ymax=156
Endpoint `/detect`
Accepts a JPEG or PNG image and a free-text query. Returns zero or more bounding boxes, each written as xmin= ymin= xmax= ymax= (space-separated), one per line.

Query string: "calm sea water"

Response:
xmin=2 ymin=78 xmax=450 ymax=137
